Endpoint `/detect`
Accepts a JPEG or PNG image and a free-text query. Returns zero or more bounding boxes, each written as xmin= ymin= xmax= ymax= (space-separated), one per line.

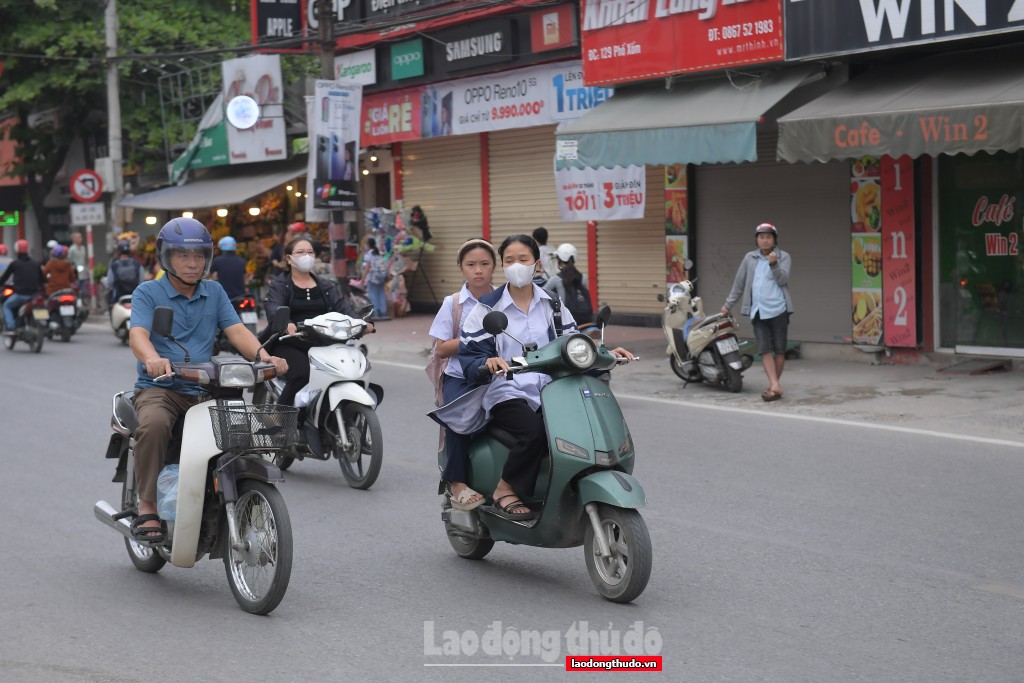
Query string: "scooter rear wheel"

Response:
xmin=722 ymin=365 xmax=743 ymax=393
xmin=223 ymin=480 xmax=293 ymax=615
xmin=583 ymin=505 xmax=652 ymax=603
xmin=3 ymin=332 xmax=14 ymax=350
xmin=29 ymin=322 xmax=44 ymax=353
xmin=446 ymin=530 xmax=494 ymax=560
xmin=121 ymin=476 xmax=166 ymax=574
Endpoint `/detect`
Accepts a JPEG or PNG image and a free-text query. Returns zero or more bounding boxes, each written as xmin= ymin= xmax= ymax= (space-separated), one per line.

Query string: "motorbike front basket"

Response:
xmin=209 ymin=405 xmax=298 ymax=452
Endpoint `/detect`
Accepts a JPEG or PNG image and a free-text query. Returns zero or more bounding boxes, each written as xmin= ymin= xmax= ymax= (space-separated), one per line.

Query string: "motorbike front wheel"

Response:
xmin=583 ymin=505 xmax=652 ymax=604
xmin=223 ymin=480 xmax=293 ymax=615
xmin=669 ymin=354 xmax=697 ymax=382
xmin=330 ymin=403 xmax=383 ymax=489
xmin=121 ymin=476 xmax=167 ymax=574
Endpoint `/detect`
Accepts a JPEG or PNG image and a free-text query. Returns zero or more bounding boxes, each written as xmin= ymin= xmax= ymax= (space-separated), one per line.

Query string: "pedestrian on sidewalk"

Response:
xmin=722 ymin=222 xmax=793 ymax=402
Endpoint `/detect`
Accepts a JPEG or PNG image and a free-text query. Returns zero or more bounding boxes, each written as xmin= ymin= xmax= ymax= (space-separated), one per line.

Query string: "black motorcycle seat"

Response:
xmin=486 ymin=425 xmax=518 ymax=449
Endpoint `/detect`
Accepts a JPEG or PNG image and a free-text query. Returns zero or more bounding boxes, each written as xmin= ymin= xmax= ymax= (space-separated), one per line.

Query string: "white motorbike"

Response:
xmin=658 ymin=280 xmax=753 ymax=393
xmin=252 ymin=310 xmax=384 ymax=489
xmin=94 ymin=305 xmax=296 ymax=614
xmin=111 ymin=294 xmax=132 ymax=345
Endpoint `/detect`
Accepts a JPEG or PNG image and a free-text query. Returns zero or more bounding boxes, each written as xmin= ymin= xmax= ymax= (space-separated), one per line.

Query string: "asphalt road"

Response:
xmin=1 ymin=323 xmax=1022 ymax=682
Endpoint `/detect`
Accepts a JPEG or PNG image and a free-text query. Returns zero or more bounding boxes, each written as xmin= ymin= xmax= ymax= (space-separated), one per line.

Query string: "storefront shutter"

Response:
xmin=595 ymin=164 xmax=666 ymax=316
xmin=694 ymin=156 xmax=852 ymax=344
xmin=402 ymin=136 xmax=483 ymax=307
xmin=488 ymin=126 xmax=588 ymax=279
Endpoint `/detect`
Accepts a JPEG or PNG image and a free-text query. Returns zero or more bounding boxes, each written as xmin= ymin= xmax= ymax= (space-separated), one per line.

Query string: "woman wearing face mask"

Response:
xmin=458 ymin=234 xmax=633 ymax=521
xmin=263 ymin=235 xmax=356 ymax=415
xmin=428 ymin=238 xmax=498 ymax=511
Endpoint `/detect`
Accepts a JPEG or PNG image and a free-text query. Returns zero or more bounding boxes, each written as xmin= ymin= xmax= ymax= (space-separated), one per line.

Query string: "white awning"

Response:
xmin=120 ymin=158 xmax=306 ymax=210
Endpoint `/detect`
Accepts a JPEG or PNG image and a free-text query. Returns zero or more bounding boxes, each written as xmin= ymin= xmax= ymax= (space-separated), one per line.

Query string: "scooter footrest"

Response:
xmin=111 ymin=508 xmax=134 ymax=521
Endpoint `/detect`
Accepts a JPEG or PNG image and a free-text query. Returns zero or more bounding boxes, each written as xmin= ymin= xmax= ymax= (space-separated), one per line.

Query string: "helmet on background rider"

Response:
xmin=218 ymin=236 xmax=237 ymax=251
xmin=15 ymin=239 xmax=29 ymax=255
xmin=156 ymin=217 xmax=214 ymax=280
xmin=46 ymin=239 xmax=58 ymax=250
xmin=51 ymin=244 xmax=68 ymax=258
xmin=755 ymin=223 xmax=778 ymax=241
xmin=116 ymin=240 xmax=132 ymax=255
xmin=0 ymin=244 xmax=7 ymax=256
xmin=554 ymin=243 xmax=578 ymax=264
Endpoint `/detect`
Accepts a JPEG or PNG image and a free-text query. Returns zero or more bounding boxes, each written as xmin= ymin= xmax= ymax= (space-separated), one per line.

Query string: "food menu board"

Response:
xmin=851 ymin=156 xmax=883 ymax=345
xmin=665 ymin=164 xmax=688 ymax=283
xmin=849 ymin=155 xmax=917 ymax=348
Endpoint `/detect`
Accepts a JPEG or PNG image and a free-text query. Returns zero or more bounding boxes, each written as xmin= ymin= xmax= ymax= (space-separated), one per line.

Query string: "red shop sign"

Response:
xmin=580 ymin=0 xmax=784 ymax=87
xmin=361 ymin=89 xmax=423 ymax=147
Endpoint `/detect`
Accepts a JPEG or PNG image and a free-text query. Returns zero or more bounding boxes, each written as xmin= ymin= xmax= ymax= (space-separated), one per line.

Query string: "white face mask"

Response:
xmin=290 ymin=254 xmax=316 ymax=272
xmin=503 ymin=262 xmax=534 ymax=288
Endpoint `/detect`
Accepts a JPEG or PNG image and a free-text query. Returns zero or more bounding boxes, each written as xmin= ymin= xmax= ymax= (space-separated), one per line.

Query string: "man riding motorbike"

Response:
xmin=127 ymin=218 xmax=287 ymax=542
xmin=105 ymin=240 xmax=146 ymax=309
xmin=0 ymin=240 xmax=44 ymax=333
xmin=209 ymin=235 xmax=247 ymax=301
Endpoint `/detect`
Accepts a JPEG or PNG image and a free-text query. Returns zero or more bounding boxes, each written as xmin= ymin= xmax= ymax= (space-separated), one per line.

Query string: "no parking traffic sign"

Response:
xmin=70 ymin=169 xmax=104 ymax=203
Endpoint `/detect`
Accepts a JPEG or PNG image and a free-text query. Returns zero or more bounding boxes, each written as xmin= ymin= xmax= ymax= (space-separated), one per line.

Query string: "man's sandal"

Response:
xmin=492 ymin=495 xmax=537 ymax=521
xmin=130 ymin=514 xmax=166 ymax=544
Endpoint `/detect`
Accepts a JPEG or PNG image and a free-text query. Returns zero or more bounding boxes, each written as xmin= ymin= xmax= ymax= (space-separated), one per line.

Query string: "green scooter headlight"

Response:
xmin=563 ymin=335 xmax=597 ymax=369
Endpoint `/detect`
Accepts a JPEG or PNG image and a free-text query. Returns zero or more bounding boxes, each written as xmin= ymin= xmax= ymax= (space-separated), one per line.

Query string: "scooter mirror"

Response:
xmin=482 ymin=310 xmax=508 ymax=336
xmin=595 ymin=306 xmax=612 ymax=327
xmin=358 ymin=304 xmax=374 ymax=319
xmin=684 ymin=258 xmax=694 ymax=271
xmin=656 ymin=294 xmax=665 ymax=303
xmin=152 ymin=307 xmax=174 ymax=337
xmin=271 ymin=306 xmax=291 ymax=333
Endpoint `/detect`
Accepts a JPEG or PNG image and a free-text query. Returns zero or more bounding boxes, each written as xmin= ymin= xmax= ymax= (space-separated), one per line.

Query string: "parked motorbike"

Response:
xmin=94 ymin=305 xmax=295 ymax=615
xmin=435 ymin=307 xmax=652 ymax=603
xmin=1 ymin=285 xmax=47 ymax=353
xmin=45 ymin=288 xmax=82 ymax=342
xmin=252 ymin=308 xmax=383 ymax=489
xmin=658 ymin=280 xmax=753 ymax=393
xmin=110 ymin=294 xmax=132 ymax=345
xmin=215 ymin=293 xmax=259 ymax=355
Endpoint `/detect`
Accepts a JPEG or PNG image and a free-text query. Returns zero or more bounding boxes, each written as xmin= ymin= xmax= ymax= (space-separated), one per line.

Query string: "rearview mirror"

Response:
xmin=684 ymin=258 xmax=694 ymax=271
xmin=595 ymin=306 xmax=611 ymax=327
xmin=271 ymin=306 xmax=291 ymax=333
xmin=152 ymin=307 xmax=173 ymax=337
xmin=482 ymin=310 xmax=508 ymax=336
xmin=358 ymin=304 xmax=374 ymax=319
xmin=656 ymin=294 xmax=665 ymax=303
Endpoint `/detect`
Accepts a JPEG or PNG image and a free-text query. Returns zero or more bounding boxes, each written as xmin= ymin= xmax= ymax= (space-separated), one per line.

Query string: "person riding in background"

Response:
xmin=458 ymin=234 xmax=634 ymax=521
xmin=0 ymin=240 xmax=44 ymax=332
xmin=127 ymin=217 xmax=288 ymax=543
xmin=263 ymin=235 xmax=359 ymax=437
xmin=42 ymin=244 xmax=77 ymax=296
xmin=209 ymin=236 xmax=247 ymax=301
xmin=105 ymin=240 xmax=146 ymax=307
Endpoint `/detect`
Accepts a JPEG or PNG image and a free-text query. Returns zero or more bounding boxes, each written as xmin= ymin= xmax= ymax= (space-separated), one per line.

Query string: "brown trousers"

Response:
xmin=133 ymin=387 xmax=204 ymax=503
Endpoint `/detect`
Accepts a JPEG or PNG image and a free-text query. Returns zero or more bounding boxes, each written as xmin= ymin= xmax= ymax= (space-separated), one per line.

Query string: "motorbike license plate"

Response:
xmin=60 ymin=305 xmax=75 ymax=316
xmin=716 ymin=337 xmax=739 ymax=354
xmin=32 ymin=308 xmax=50 ymax=321
xmin=241 ymin=311 xmax=258 ymax=324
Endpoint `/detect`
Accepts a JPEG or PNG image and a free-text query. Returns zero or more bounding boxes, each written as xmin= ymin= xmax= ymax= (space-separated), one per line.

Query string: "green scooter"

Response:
xmin=435 ymin=307 xmax=652 ymax=603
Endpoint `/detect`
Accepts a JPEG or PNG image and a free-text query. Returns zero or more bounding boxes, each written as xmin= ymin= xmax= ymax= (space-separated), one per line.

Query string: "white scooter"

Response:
xmin=94 ymin=306 xmax=296 ymax=615
xmin=252 ymin=309 xmax=384 ymax=489
xmin=110 ymin=294 xmax=132 ymax=345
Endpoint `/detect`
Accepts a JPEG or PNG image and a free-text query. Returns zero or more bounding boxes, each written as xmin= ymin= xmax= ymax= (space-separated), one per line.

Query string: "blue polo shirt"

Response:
xmin=131 ymin=277 xmax=241 ymax=395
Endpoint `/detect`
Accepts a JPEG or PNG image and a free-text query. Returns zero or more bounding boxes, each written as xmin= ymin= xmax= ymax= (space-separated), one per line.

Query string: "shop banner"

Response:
xmin=664 ymin=163 xmax=688 ymax=283
xmin=222 ymin=55 xmax=288 ymax=165
xmin=361 ymin=60 xmax=613 ymax=146
xmin=580 ymin=0 xmax=783 ymax=87
xmin=881 ymin=156 xmax=916 ymax=348
xmin=530 ymin=3 xmax=577 ymax=53
xmin=335 ymin=49 xmax=377 ymax=86
xmin=310 ymin=80 xmax=362 ymax=210
xmin=786 ymin=0 xmax=1024 ymax=60
xmin=851 ymin=155 xmax=883 ymax=346
xmin=251 ymin=0 xmax=304 ymax=51
xmin=169 ymin=93 xmax=228 ymax=184
xmin=555 ymin=164 xmax=646 ymax=221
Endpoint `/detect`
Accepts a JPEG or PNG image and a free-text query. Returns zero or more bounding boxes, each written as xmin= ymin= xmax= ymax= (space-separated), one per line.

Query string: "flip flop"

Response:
xmin=762 ymin=390 xmax=782 ymax=402
xmin=449 ymin=486 xmax=485 ymax=511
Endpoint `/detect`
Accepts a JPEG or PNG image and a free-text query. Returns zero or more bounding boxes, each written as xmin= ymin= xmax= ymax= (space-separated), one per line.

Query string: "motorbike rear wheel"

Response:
xmin=60 ymin=326 xmax=72 ymax=343
xmin=3 ymin=332 xmax=14 ymax=350
xmin=446 ymin=529 xmax=494 ymax=560
xmin=121 ymin=476 xmax=167 ymax=574
xmin=331 ymin=403 xmax=383 ymax=489
xmin=722 ymin=364 xmax=743 ymax=393
xmin=583 ymin=505 xmax=652 ymax=604
xmin=223 ymin=480 xmax=293 ymax=615
xmin=29 ymin=322 xmax=44 ymax=353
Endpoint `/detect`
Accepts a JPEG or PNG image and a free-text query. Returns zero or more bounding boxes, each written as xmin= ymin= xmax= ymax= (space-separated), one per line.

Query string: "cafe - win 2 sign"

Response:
xmin=581 ymin=0 xmax=784 ymax=86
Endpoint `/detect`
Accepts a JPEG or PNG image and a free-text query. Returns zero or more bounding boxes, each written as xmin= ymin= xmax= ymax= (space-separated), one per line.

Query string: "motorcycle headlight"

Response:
xmin=218 ymin=363 xmax=256 ymax=388
xmin=563 ymin=335 xmax=597 ymax=369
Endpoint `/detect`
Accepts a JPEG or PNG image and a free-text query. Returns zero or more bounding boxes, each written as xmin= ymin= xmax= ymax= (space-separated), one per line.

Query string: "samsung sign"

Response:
xmin=432 ymin=19 xmax=515 ymax=73
xmin=786 ymin=0 xmax=1024 ymax=59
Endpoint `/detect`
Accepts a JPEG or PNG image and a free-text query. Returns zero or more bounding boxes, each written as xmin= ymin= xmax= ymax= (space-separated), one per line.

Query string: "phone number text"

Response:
xmin=707 ymin=19 xmax=774 ymax=42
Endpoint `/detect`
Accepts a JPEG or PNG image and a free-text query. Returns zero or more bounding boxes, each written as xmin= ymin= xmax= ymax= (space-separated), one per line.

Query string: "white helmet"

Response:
xmin=46 ymin=239 xmax=58 ymax=249
xmin=554 ymin=243 xmax=577 ymax=263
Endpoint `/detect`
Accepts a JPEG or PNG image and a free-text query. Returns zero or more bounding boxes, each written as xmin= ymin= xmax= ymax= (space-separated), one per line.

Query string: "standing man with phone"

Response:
xmin=721 ymin=223 xmax=793 ymax=402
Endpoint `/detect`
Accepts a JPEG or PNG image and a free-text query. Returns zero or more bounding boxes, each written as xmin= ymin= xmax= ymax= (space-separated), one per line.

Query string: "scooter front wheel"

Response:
xmin=332 ymin=403 xmax=383 ymax=490
xmin=223 ymin=480 xmax=293 ymax=615
xmin=583 ymin=505 xmax=652 ymax=604
xmin=669 ymin=354 xmax=696 ymax=382
xmin=121 ymin=476 xmax=166 ymax=574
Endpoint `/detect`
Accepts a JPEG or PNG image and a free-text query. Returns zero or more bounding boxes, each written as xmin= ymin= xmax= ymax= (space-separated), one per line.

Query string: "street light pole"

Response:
xmin=105 ymin=0 xmax=124 ymax=239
